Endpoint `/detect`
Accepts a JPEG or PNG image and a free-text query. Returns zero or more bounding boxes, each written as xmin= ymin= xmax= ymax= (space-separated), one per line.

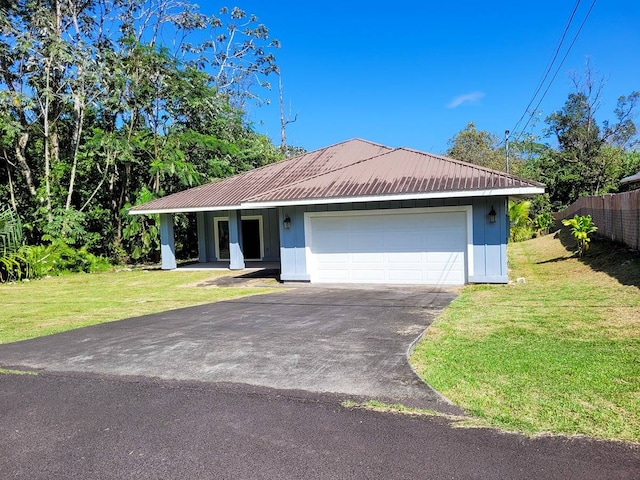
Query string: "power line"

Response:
xmin=514 ymin=0 xmax=597 ymax=142
xmin=510 ymin=0 xmax=582 ymax=136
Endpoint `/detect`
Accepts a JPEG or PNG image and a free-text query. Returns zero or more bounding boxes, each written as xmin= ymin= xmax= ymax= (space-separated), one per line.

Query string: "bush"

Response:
xmin=562 ymin=214 xmax=598 ymax=257
xmin=509 ymin=200 xmax=533 ymax=242
xmin=534 ymin=211 xmax=555 ymax=235
xmin=25 ymin=241 xmax=112 ymax=277
xmin=0 ymin=206 xmax=29 ymax=282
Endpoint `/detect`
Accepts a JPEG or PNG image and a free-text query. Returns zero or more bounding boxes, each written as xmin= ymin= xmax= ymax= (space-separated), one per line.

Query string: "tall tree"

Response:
xmin=540 ymin=67 xmax=639 ymax=206
xmin=0 ymin=1 xmax=284 ymax=260
xmin=446 ymin=122 xmax=524 ymax=173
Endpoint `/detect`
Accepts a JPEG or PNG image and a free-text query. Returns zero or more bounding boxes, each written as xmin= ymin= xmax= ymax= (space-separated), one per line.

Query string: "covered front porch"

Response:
xmin=158 ymin=208 xmax=283 ymax=271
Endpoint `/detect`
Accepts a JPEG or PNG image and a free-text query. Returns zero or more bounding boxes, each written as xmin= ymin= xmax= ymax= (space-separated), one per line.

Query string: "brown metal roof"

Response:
xmin=245 ymin=148 xmax=544 ymax=203
xmin=130 ymin=139 xmax=544 ymax=213
xmin=130 ymin=138 xmax=391 ymax=212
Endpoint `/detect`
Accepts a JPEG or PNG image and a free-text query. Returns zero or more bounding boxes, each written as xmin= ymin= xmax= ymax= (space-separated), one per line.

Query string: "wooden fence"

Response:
xmin=556 ymin=190 xmax=640 ymax=251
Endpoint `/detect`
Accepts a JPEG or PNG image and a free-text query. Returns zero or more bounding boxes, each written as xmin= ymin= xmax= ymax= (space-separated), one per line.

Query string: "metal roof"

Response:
xmin=245 ymin=148 xmax=543 ymax=203
xmin=621 ymin=172 xmax=640 ymax=185
xmin=131 ymin=139 xmax=391 ymax=212
xmin=130 ymin=139 xmax=545 ymax=214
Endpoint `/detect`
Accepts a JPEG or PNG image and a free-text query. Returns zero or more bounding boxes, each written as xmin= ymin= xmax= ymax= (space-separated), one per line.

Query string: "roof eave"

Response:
xmin=129 ymin=204 xmax=246 ymax=215
xmin=242 ymin=186 xmax=546 ymax=209
xmin=128 ymin=186 xmax=546 ymax=214
xmin=620 ymin=173 xmax=640 ymax=184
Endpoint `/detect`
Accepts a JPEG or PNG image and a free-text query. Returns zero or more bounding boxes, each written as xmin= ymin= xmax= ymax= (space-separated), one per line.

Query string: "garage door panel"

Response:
xmin=385 ymin=232 xmax=424 ymax=252
xmin=387 ymin=251 xmax=423 ymax=263
xmin=316 ymin=252 xmax=350 ymax=264
xmin=351 ymin=252 xmax=385 ymax=264
xmin=309 ymin=210 xmax=467 ymax=285
xmin=350 ymin=233 xmax=385 ymax=252
xmin=426 ymin=251 xmax=463 ymax=263
xmin=387 ymin=268 xmax=425 ymax=282
xmin=351 ymin=269 xmax=386 ymax=282
xmin=316 ymin=270 xmax=350 ymax=282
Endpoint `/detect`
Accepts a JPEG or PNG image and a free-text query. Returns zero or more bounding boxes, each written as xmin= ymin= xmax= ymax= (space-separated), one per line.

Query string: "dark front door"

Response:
xmin=217 ymin=218 xmax=262 ymax=260
xmin=241 ymin=219 xmax=261 ymax=260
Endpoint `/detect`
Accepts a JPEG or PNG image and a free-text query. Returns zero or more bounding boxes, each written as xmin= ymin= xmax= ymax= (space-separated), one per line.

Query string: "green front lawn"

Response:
xmin=411 ymin=233 xmax=640 ymax=443
xmin=0 ymin=269 xmax=279 ymax=344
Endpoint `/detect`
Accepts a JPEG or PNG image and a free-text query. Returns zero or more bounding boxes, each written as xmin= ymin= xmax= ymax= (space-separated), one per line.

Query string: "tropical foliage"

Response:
xmin=0 ymin=1 xmax=286 ymax=274
xmin=0 ymin=206 xmax=28 ymax=281
xmin=508 ymin=200 xmax=533 ymax=242
xmin=562 ymin=214 xmax=598 ymax=257
xmin=446 ymin=65 xmax=638 ymax=238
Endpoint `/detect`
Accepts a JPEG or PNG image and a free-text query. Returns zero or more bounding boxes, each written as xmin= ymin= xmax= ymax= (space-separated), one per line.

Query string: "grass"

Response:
xmin=342 ymin=399 xmax=461 ymax=419
xmin=0 ymin=269 xmax=279 ymax=344
xmin=410 ymin=231 xmax=640 ymax=443
xmin=0 ymin=368 xmax=38 ymax=375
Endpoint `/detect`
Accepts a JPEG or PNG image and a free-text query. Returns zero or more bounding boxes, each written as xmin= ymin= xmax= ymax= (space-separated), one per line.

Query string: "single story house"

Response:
xmin=130 ymin=139 xmax=545 ymax=285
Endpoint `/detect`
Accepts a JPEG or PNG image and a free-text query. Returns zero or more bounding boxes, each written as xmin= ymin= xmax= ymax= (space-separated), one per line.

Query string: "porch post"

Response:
xmin=159 ymin=213 xmax=177 ymax=270
xmin=228 ymin=210 xmax=245 ymax=270
xmin=196 ymin=212 xmax=207 ymax=263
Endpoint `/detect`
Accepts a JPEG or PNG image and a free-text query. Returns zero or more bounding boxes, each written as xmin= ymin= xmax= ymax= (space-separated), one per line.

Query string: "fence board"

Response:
xmin=556 ymin=190 xmax=640 ymax=251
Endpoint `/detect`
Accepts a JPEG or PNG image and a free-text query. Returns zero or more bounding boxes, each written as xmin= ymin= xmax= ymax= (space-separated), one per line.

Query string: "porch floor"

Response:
xmin=176 ymin=261 xmax=280 ymax=272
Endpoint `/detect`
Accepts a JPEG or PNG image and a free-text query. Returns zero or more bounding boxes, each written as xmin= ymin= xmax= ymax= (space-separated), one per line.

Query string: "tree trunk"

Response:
xmin=14 ymin=132 xmax=36 ymax=196
xmin=43 ymin=58 xmax=53 ymax=223
xmin=3 ymin=152 xmax=18 ymax=210
xmin=65 ymin=95 xmax=85 ymax=210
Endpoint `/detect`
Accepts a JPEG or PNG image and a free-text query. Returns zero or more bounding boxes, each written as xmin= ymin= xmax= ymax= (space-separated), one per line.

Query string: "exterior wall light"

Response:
xmin=283 ymin=215 xmax=291 ymax=230
xmin=488 ymin=206 xmax=497 ymax=224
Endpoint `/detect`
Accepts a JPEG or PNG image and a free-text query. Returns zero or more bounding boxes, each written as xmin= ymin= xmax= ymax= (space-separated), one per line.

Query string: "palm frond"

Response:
xmin=0 ymin=205 xmax=23 ymax=255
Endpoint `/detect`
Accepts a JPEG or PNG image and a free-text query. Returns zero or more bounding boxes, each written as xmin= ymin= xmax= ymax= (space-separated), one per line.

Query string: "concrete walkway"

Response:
xmin=0 ymin=287 xmax=460 ymax=412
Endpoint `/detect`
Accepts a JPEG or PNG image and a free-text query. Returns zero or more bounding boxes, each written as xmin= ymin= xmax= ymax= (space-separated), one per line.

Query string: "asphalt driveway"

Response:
xmin=0 ymin=286 xmax=459 ymax=412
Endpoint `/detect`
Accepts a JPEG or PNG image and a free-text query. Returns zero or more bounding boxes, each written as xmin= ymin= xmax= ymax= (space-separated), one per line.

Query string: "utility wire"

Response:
xmin=510 ymin=0 xmax=582 ymax=136
xmin=514 ymin=0 xmax=597 ymax=142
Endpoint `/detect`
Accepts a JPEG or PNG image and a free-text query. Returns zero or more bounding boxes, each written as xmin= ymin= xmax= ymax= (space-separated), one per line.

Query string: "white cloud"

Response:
xmin=446 ymin=91 xmax=486 ymax=108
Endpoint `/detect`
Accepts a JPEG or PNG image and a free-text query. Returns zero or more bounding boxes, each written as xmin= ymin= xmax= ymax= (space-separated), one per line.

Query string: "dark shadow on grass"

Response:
xmin=556 ymin=228 xmax=640 ymax=288
xmin=536 ymin=256 xmax=571 ymax=265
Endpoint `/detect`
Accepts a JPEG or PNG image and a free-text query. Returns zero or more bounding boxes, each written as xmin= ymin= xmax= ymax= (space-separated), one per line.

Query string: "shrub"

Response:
xmin=25 ymin=241 xmax=112 ymax=277
xmin=509 ymin=200 xmax=533 ymax=242
xmin=0 ymin=206 xmax=29 ymax=282
xmin=562 ymin=214 xmax=598 ymax=257
xmin=534 ymin=211 xmax=555 ymax=235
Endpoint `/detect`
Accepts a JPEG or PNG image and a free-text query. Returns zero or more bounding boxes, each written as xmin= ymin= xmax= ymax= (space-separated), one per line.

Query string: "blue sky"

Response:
xmin=200 ymin=1 xmax=640 ymax=154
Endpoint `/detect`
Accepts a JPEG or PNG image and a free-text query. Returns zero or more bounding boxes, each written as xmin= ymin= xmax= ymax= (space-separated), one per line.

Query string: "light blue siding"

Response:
xmin=278 ymin=197 xmax=509 ymax=284
xmin=470 ymin=197 xmax=509 ymax=283
xmin=279 ymin=206 xmax=310 ymax=281
xmin=196 ymin=212 xmax=216 ymax=262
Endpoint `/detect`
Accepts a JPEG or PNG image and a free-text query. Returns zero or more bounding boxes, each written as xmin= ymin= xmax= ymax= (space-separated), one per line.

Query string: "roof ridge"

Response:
xmin=398 ymin=147 xmax=545 ymax=186
xmin=243 ymin=147 xmax=397 ymax=202
xmin=208 ymin=138 xmax=394 ymax=181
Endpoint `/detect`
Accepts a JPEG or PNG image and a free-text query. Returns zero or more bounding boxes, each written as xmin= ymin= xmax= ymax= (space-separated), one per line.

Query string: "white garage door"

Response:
xmin=307 ymin=210 xmax=468 ymax=285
